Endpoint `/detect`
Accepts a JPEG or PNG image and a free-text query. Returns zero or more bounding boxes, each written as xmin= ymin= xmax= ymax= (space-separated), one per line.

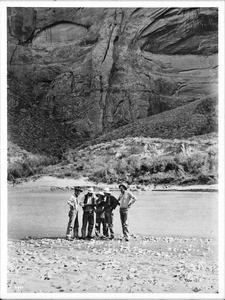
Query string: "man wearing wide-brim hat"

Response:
xmin=118 ymin=182 xmax=137 ymax=241
xmin=66 ymin=186 xmax=83 ymax=240
xmin=79 ymin=187 xmax=97 ymax=239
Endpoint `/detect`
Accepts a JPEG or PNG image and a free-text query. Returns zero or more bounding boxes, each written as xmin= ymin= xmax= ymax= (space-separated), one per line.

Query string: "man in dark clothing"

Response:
xmin=95 ymin=192 xmax=107 ymax=238
xmin=79 ymin=187 xmax=97 ymax=239
xmin=103 ymin=187 xmax=119 ymax=239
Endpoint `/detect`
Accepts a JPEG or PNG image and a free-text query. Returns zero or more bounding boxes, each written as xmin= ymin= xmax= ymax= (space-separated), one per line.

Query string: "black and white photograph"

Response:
xmin=0 ymin=0 xmax=224 ymax=299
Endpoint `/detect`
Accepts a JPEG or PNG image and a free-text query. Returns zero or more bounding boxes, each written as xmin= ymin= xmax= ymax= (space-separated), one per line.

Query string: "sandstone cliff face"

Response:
xmin=7 ymin=7 xmax=218 ymax=154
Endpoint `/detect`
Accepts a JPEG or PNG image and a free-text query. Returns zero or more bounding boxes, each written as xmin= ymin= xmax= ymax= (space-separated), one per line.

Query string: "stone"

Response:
xmin=127 ymin=273 xmax=135 ymax=280
xmin=192 ymin=286 xmax=202 ymax=292
xmin=7 ymin=7 xmax=218 ymax=153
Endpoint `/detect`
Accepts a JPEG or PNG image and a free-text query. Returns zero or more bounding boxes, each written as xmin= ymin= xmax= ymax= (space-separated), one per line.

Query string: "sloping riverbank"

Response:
xmin=7 ymin=175 xmax=218 ymax=193
xmin=8 ymin=134 xmax=218 ymax=188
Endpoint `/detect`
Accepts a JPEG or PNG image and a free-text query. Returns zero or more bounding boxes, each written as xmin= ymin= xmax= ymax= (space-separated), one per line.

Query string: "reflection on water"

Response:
xmin=8 ymin=191 xmax=218 ymax=240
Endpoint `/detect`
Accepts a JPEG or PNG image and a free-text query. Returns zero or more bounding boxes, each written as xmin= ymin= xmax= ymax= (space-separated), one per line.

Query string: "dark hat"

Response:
xmin=118 ymin=182 xmax=129 ymax=190
xmin=74 ymin=186 xmax=83 ymax=192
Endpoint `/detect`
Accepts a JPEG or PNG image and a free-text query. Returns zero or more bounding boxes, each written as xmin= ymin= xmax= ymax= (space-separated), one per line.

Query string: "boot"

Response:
xmin=95 ymin=229 xmax=100 ymax=238
xmin=87 ymin=225 xmax=93 ymax=239
xmin=74 ymin=229 xmax=79 ymax=239
xmin=66 ymin=228 xmax=73 ymax=240
xmin=81 ymin=228 xmax=86 ymax=239
xmin=66 ymin=235 xmax=73 ymax=241
xmin=87 ymin=232 xmax=93 ymax=239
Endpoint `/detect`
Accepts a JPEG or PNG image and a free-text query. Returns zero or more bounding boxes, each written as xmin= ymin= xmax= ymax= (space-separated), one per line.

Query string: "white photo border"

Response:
xmin=1 ymin=1 xmax=224 ymax=299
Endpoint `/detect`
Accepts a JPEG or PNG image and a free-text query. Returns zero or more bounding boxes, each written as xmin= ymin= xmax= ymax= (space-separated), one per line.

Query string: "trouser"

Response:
xmin=66 ymin=209 xmax=79 ymax=238
xmin=81 ymin=210 xmax=94 ymax=238
xmin=120 ymin=208 xmax=129 ymax=238
xmin=95 ymin=213 xmax=106 ymax=237
xmin=105 ymin=210 xmax=114 ymax=238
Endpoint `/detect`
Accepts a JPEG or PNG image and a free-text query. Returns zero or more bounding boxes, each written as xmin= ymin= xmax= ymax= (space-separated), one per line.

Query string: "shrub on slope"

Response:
xmin=60 ymin=134 xmax=218 ymax=185
xmin=7 ymin=142 xmax=59 ymax=181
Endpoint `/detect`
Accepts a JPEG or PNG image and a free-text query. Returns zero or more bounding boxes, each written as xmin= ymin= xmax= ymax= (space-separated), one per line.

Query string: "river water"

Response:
xmin=8 ymin=191 xmax=218 ymax=240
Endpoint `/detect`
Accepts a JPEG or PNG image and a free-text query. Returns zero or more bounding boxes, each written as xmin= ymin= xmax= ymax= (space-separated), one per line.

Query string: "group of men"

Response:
xmin=66 ymin=183 xmax=137 ymax=242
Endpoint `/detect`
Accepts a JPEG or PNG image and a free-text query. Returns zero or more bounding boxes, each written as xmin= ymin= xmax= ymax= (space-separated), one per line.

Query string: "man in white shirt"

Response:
xmin=66 ymin=186 xmax=83 ymax=240
xmin=79 ymin=187 xmax=97 ymax=239
xmin=118 ymin=182 xmax=137 ymax=241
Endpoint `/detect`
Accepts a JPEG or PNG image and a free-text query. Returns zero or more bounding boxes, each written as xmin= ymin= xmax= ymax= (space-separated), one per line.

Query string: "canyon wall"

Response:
xmin=7 ymin=7 xmax=218 ymax=154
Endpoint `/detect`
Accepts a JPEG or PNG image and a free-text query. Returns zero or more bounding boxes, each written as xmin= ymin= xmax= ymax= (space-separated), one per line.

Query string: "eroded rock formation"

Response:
xmin=7 ymin=7 xmax=218 ymax=154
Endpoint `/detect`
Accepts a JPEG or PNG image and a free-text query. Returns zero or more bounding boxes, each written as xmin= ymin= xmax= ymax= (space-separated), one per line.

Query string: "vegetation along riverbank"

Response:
xmin=8 ymin=133 xmax=218 ymax=187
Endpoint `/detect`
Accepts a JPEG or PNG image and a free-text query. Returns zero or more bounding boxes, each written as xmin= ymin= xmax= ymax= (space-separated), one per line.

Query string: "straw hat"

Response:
xmin=87 ymin=187 xmax=94 ymax=193
xmin=118 ymin=182 xmax=129 ymax=190
xmin=96 ymin=191 xmax=104 ymax=197
xmin=103 ymin=187 xmax=110 ymax=194
xmin=74 ymin=186 xmax=83 ymax=192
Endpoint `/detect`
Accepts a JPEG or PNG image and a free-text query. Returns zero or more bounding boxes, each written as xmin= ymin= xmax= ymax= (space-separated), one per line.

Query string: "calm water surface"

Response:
xmin=8 ymin=191 xmax=218 ymax=240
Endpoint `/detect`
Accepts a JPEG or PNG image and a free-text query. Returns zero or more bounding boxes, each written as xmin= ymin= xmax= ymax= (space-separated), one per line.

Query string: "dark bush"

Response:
xmin=64 ymin=172 xmax=72 ymax=177
xmin=7 ymin=155 xmax=59 ymax=181
xmin=8 ymin=162 xmax=24 ymax=179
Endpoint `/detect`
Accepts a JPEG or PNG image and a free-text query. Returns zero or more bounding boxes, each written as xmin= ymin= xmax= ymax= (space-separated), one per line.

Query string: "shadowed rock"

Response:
xmin=7 ymin=7 xmax=218 ymax=154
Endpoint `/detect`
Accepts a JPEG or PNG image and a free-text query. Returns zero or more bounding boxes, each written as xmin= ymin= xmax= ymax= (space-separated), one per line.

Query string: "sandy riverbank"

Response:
xmin=8 ymin=235 xmax=218 ymax=294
